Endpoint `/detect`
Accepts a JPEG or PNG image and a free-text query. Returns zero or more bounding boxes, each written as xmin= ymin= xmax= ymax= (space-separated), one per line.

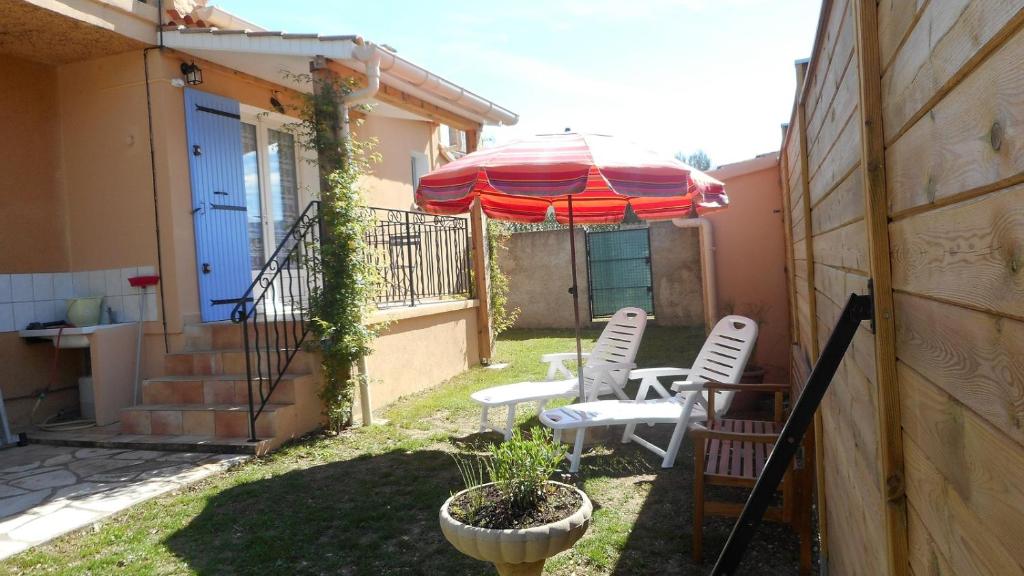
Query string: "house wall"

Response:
xmin=360 ymin=301 xmax=480 ymax=412
xmin=354 ymin=113 xmax=438 ymax=211
xmin=707 ymin=157 xmax=792 ymax=384
xmin=0 ymin=54 xmax=69 ymax=273
xmin=499 ymin=224 xmax=704 ymax=329
xmin=781 ymin=1 xmax=1024 ymax=574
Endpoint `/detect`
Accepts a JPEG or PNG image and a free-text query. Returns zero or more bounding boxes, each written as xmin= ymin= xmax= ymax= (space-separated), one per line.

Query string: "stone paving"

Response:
xmin=0 ymin=444 xmax=248 ymax=560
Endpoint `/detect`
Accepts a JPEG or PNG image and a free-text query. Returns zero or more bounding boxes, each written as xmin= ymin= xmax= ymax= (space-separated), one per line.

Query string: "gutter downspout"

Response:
xmin=340 ymin=44 xmax=381 ymax=426
xmin=342 ymin=45 xmax=382 ymax=140
xmin=672 ymin=217 xmax=717 ymax=332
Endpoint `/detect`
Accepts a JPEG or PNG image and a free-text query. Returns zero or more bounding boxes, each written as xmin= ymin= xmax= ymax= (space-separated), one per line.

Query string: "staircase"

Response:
xmin=118 ymin=321 xmax=323 ymax=454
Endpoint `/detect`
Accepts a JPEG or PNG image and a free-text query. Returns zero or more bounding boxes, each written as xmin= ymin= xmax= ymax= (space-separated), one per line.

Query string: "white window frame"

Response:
xmin=240 ymin=105 xmax=318 ymax=266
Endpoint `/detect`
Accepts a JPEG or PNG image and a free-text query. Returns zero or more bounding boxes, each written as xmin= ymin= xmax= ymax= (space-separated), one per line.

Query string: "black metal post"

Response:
xmin=567 ymin=196 xmax=585 ymax=400
xmin=405 ymin=211 xmax=416 ymax=306
xmin=240 ymin=301 xmax=257 ymax=443
xmin=711 ymin=292 xmax=874 ymax=575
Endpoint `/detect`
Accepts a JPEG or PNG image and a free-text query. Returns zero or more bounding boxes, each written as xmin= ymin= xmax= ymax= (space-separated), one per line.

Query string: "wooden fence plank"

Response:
xmin=810 ymin=219 xmax=868 ymax=272
xmin=854 ymin=2 xmax=908 ymax=573
xmin=907 ymin=505 xmax=956 ymax=576
xmin=891 ymin=182 xmax=1024 ymax=321
xmin=809 ymin=107 xmax=862 ymax=204
xmin=881 ymin=0 xmax=1024 ymax=143
xmin=894 ymin=293 xmax=1024 ymax=451
xmin=808 ymin=0 xmax=857 ymax=147
xmin=886 ymin=27 xmax=1024 ymax=216
xmin=902 ymin=399 xmax=1024 ymax=575
xmin=877 ymin=0 xmax=927 ymax=74
xmin=805 ymin=0 xmax=850 ymax=124
xmin=812 ymin=166 xmax=864 ymax=235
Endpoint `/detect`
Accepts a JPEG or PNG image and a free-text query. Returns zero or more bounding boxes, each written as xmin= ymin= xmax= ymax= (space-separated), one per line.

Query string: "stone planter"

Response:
xmin=439 ymin=481 xmax=593 ymax=576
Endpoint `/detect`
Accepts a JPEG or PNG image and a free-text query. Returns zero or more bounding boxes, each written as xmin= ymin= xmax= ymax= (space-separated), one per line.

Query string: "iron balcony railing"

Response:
xmin=231 ymin=200 xmax=323 ymax=442
xmin=362 ymin=207 xmax=472 ymax=308
xmin=231 ymin=203 xmax=472 ymax=440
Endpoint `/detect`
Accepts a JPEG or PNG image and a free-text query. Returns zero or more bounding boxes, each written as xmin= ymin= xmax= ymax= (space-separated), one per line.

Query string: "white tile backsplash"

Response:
xmin=73 ymin=271 xmax=90 ymax=297
xmin=1 ymin=265 xmax=158 ymax=332
xmin=13 ymin=302 xmax=34 ymax=330
xmin=0 ymin=275 xmax=10 ymax=304
xmin=0 ymin=303 xmax=12 ymax=332
xmin=145 ymin=292 xmax=158 ymax=322
xmin=104 ymin=295 xmax=125 ymax=324
xmin=32 ymin=274 xmax=53 ymax=301
xmin=53 ymin=273 xmax=73 ymax=299
xmin=88 ymin=270 xmax=106 ymax=297
xmin=122 ymin=294 xmax=141 ymax=322
xmin=11 ymin=275 xmax=33 ymax=302
xmin=105 ymin=269 xmax=123 ymax=297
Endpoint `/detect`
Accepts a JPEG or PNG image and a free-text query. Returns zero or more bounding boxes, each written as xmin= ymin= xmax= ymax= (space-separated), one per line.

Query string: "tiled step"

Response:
xmin=120 ymin=403 xmax=296 ymax=439
xmin=184 ymin=320 xmax=312 ymax=352
xmin=141 ymin=374 xmax=311 ymax=405
xmin=164 ymin=348 xmax=313 ymax=376
xmin=27 ymin=428 xmax=272 ymax=456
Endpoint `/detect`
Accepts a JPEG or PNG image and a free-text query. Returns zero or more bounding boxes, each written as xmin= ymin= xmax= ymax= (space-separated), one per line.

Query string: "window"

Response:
xmin=411 ymin=152 xmax=429 ymax=191
xmin=239 ymin=114 xmax=302 ymax=270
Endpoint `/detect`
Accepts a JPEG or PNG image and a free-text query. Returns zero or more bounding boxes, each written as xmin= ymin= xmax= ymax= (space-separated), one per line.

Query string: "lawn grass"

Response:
xmin=0 ymin=326 xmax=806 ymax=575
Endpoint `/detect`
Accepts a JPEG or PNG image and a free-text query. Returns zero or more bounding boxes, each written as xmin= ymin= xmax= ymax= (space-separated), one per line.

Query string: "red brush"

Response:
xmin=128 ymin=275 xmax=160 ymax=288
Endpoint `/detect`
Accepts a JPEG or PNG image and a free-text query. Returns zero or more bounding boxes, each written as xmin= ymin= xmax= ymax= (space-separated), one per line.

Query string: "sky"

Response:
xmin=213 ymin=0 xmax=821 ymax=167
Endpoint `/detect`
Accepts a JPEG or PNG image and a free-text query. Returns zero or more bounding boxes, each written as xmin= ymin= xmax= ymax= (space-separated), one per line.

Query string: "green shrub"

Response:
xmin=485 ymin=427 xmax=567 ymax=514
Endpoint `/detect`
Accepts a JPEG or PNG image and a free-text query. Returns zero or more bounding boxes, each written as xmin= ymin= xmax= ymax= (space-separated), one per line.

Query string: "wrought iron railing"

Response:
xmin=230 ymin=202 xmax=472 ymax=440
xmin=231 ymin=200 xmax=322 ymax=442
xmin=362 ymin=207 xmax=471 ymax=307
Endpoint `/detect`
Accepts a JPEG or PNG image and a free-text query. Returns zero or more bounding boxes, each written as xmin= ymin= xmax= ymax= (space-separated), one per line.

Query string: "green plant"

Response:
xmin=485 ymin=427 xmax=567 ymax=514
xmin=287 ymin=70 xmax=383 ymax=432
xmin=486 ymin=220 xmax=520 ymax=336
xmin=451 ymin=453 xmax=488 ymax=524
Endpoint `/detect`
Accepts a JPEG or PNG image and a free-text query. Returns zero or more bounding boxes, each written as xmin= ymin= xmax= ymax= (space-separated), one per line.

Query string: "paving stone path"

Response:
xmin=0 ymin=444 xmax=247 ymax=560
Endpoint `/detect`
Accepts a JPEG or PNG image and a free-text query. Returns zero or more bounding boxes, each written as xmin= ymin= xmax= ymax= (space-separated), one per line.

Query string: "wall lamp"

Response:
xmin=180 ymin=61 xmax=203 ymax=85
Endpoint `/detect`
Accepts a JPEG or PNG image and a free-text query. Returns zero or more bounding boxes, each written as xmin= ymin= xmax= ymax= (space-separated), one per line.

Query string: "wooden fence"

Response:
xmin=780 ymin=1 xmax=1024 ymax=574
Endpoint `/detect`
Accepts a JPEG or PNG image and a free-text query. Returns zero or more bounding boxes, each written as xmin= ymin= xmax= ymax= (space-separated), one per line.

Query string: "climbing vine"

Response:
xmin=287 ymin=70 xmax=382 ymax=432
xmin=486 ymin=220 xmax=520 ymax=336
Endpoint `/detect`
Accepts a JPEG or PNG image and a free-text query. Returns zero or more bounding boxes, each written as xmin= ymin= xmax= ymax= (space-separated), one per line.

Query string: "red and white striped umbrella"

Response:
xmin=415 ymin=132 xmax=728 ymax=223
xmin=414 ymin=132 xmax=728 ymax=400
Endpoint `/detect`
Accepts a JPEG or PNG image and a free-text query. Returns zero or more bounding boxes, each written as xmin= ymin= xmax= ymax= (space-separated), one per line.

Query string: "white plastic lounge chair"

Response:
xmin=539 ymin=315 xmax=757 ymax=472
xmin=471 ymin=308 xmax=648 ymax=440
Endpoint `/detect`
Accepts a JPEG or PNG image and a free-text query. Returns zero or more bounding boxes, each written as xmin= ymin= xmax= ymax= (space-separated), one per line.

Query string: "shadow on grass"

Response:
xmin=598 ymin=429 xmax=806 ymax=576
xmin=165 ymin=447 xmax=494 ymax=576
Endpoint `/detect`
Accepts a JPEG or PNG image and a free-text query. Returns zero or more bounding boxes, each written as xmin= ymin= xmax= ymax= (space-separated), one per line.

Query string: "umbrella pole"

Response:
xmin=567 ymin=196 xmax=586 ymax=401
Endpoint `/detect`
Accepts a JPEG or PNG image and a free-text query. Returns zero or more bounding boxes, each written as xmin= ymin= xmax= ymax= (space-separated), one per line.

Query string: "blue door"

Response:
xmin=184 ymin=88 xmax=251 ymax=322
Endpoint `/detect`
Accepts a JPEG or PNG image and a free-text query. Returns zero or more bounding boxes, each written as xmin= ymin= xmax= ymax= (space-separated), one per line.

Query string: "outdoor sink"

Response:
xmin=18 ymin=324 xmax=131 ymax=349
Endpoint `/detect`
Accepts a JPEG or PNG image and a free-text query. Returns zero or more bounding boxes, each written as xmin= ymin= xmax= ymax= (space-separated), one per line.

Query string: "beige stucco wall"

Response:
xmin=707 ymin=157 xmax=790 ymax=383
xmin=500 ymin=225 xmax=704 ymax=329
xmin=353 ymin=113 xmax=437 ymax=211
xmin=649 ymin=221 xmax=704 ymax=325
xmin=361 ymin=303 xmax=480 ymax=411
xmin=500 ymin=229 xmax=592 ymax=329
xmin=0 ymin=54 xmax=69 ymax=273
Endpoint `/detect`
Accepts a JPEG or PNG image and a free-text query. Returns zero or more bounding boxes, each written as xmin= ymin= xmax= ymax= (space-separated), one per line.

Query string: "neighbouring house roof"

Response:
xmin=160 ymin=25 xmax=519 ymax=127
xmin=708 ymin=152 xmax=779 ymax=181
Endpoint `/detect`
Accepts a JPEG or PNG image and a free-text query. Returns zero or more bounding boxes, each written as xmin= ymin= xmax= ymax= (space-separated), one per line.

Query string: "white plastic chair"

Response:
xmin=471 ymin=308 xmax=648 ymax=440
xmin=539 ymin=315 xmax=757 ymax=472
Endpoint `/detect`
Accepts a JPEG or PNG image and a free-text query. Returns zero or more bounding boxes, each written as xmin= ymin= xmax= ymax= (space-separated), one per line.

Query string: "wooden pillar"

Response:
xmin=466 ymin=128 xmax=494 ymax=362
xmin=792 ymin=58 xmax=831 ymax=566
xmin=853 ymin=1 xmax=908 ymax=573
xmin=309 ymin=55 xmax=342 ymax=195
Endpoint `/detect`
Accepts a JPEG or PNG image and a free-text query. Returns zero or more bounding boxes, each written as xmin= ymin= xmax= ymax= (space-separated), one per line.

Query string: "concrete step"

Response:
xmin=184 ymin=320 xmax=312 ymax=352
xmin=163 ymin=348 xmax=314 ymax=377
xmin=120 ymin=403 xmax=296 ymax=440
xmin=27 ymin=429 xmax=272 ymax=456
xmin=141 ymin=374 xmax=310 ymax=405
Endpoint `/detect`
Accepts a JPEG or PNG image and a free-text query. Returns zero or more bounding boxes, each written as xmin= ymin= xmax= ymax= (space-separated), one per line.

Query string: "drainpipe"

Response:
xmin=342 ymin=45 xmax=382 ymax=139
xmin=337 ymin=45 xmax=381 ymax=426
xmin=672 ymin=217 xmax=717 ymax=331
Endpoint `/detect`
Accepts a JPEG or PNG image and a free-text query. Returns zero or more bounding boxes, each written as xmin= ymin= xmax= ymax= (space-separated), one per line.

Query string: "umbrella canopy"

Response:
xmin=414 ymin=132 xmax=729 ymax=403
xmin=415 ymin=133 xmax=728 ymax=223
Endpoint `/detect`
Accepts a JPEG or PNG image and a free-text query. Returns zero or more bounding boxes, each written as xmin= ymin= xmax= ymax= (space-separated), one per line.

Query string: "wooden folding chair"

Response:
xmin=689 ymin=381 xmax=812 ymax=574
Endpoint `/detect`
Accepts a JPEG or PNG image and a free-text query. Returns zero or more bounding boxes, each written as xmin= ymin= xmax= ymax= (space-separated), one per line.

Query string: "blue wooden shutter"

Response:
xmin=183 ymin=88 xmax=252 ymax=322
